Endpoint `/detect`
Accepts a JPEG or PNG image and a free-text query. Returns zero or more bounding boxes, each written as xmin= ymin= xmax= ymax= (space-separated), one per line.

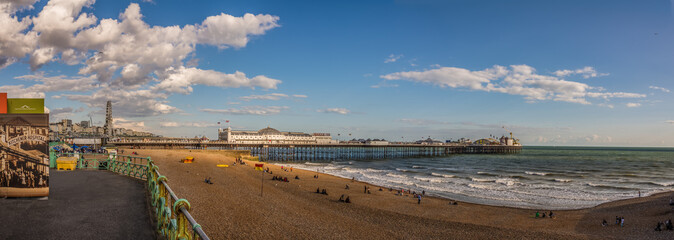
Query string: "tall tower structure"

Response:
xmin=104 ymin=100 xmax=113 ymax=137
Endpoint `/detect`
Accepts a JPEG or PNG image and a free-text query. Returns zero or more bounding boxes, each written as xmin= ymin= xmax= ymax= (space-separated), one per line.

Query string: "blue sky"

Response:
xmin=1 ymin=0 xmax=673 ymax=146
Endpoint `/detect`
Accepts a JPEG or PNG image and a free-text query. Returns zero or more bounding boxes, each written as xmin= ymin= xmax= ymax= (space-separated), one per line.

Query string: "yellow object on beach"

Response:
xmin=217 ymin=164 xmax=229 ymax=168
xmin=56 ymin=157 xmax=77 ymax=171
xmin=181 ymin=156 xmax=194 ymax=163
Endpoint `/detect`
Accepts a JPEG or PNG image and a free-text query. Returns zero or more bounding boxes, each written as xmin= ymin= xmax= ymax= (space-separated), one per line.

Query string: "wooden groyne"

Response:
xmin=110 ymin=141 xmax=522 ymax=161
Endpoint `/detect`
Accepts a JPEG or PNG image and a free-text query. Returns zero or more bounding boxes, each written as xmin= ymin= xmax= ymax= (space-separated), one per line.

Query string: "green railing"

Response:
xmin=54 ymin=152 xmax=209 ymax=240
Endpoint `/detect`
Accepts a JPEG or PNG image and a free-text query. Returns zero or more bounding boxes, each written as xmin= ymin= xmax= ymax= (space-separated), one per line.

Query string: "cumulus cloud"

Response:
xmin=113 ymin=117 xmax=146 ymax=131
xmin=0 ymin=73 xmax=97 ymax=98
xmin=160 ymin=121 xmax=218 ymax=128
xmin=154 ymin=67 xmax=281 ymax=94
xmin=381 ymin=65 xmax=645 ymax=105
xmin=553 ymin=66 xmax=608 ymax=79
xmin=201 ymin=106 xmax=288 ymax=115
xmin=384 ymin=54 xmax=403 ymax=63
xmin=64 ymin=88 xmax=178 ymax=117
xmin=318 ymin=108 xmax=350 ymax=115
xmin=649 ymin=86 xmax=670 ymax=93
xmin=0 ymin=0 xmax=282 ymax=118
xmin=626 ymin=102 xmax=641 ymax=108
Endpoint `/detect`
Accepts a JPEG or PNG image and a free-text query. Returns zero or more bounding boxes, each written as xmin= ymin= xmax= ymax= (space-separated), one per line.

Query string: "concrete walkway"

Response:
xmin=0 ymin=170 xmax=156 ymax=240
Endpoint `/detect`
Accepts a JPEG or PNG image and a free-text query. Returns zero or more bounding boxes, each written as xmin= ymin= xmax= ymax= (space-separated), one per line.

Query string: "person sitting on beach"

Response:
xmin=283 ymin=177 xmax=289 ymax=182
xmin=665 ymin=219 xmax=672 ymax=230
xmin=535 ymin=212 xmax=540 ymax=218
xmin=549 ymin=211 xmax=554 ymax=218
xmin=602 ymin=219 xmax=608 ymax=227
xmin=367 ymin=189 xmax=371 ymax=194
xmin=321 ymin=189 xmax=328 ymax=195
xmin=316 ymin=188 xmax=320 ymax=193
xmin=295 ymin=175 xmax=299 ymax=180
xmin=345 ymin=196 xmax=351 ymax=203
xmin=542 ymin=213 xmax=546 ymax=218
xmin=379 ymin=188 xmax=383 ymax=191
xmin=339 ymin=194 xmax=345 ymax=202
xmin=273 ymin=176 xmax=277 ymax=180
xmin=345 ymin=184 xmax=349 ymax=189
xmin=655 ymin=222 xmax=662 ymax=231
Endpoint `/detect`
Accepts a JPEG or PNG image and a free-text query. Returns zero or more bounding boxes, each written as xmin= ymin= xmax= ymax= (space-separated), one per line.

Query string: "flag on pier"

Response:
xmin=255 ymin=163 xmax=264 ymax=171
xmin=226 ymin=120 xmax=229 ymax=123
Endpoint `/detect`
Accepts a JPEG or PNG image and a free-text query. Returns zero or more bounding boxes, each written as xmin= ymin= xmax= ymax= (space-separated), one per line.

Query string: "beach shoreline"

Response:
xmin=133 ymin=149 xmax=674 ymax=239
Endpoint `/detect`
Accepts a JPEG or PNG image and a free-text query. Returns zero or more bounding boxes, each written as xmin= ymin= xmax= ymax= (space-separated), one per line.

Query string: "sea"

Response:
xmin=280 ymin=146 xmax=674 ymax=210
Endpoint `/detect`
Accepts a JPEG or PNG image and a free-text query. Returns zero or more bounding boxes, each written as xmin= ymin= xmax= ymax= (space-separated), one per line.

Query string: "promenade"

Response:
xmin=0 ymin=170 xmax=155 ymax=240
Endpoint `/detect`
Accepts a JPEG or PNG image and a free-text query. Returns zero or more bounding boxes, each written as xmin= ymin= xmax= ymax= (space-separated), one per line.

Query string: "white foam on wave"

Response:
xmin=364 ymin=168 xmax=386 ymax=173
xmin=413 ymin=176 xmax=444 ymax=183
xmin=555 ymin=179 xmax=572 ymax=183
xmin=525 ymin=171 xmax=548 ymax=176
xmin=650 ymin=181 xmax=674 ymax=187
xmin=471 ymin=177 xmax=494 ymax=183
xmin=304 ymin=162 xmax=324 ymax=166
xmin=412 ymin=165 xmax=424 ymax=169
xmin=386 ymin=172 xmax=408 ymax=179
xmin=468 ymin=183 xmax=500 ymax=190
xmin=495 ymin=178 xmax=517 ymax=186
xmin=431 ymin=172 xmax=456 ymax=178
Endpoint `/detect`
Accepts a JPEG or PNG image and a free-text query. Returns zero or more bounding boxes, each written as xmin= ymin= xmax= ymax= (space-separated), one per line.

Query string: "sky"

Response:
xmin=0 ymin=0 xmax=673 ymax=147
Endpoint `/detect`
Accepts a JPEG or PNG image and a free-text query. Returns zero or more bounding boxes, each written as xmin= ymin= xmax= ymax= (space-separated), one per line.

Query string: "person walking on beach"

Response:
xmin=620 ymin=217 xmax=624 ymax=227
xmin=417 ymin=195 xmax=421 ymax=204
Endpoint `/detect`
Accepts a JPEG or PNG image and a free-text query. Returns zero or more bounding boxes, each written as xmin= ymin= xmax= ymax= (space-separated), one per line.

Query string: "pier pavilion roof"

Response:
xmin=258 ymin=127 xmax=282 ymax=135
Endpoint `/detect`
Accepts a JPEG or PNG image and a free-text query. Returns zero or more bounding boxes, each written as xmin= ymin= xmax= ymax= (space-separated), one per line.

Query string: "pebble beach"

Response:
xmin=136 ymin=149 xmax=674 ymax=240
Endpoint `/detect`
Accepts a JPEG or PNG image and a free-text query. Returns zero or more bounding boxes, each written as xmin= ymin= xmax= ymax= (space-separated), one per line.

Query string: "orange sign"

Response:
xmin=0 ymin=93 xmax=6 ymax=114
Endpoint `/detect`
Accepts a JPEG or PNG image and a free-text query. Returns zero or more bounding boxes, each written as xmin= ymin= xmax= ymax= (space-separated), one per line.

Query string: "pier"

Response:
xmin=110 ymin=141 xmax=522 ymax=161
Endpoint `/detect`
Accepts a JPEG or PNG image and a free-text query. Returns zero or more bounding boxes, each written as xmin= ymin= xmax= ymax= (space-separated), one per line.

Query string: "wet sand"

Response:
xmin=135 ymin=149 xmax=674 ymax=240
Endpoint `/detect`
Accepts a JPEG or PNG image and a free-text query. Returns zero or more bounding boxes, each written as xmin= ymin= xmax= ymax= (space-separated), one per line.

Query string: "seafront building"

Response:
xmin=218 ymin=126 xmax=338 ymax=144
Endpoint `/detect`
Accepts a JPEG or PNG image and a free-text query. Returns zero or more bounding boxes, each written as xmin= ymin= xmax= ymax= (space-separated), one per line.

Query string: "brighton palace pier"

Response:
xmin=110 ymin=127 xmax=522 ymax=162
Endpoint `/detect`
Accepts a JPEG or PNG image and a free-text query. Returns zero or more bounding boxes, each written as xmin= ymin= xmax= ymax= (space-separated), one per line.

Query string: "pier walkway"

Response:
xmin=0 ymin=170 xmax=155 ymax=240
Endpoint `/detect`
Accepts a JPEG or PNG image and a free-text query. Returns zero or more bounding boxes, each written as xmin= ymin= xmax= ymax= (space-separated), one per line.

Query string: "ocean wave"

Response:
xmin=468 ymin=183 xmax=500 ymax=190
xmin=554 ymin=179 xmax=572 ymax=183
xmin=477 ymin=171 xmax=499 ymax=176
xmin=304 ymin=162 xmax=324 ymax=166
xmin=471 ymin=177 xmax=495 ymax=183
xmin=647 ymin=181 xmax=674 ymax=187
xmin=510 ymin=175 xmax=530 ymax=180
xmin=412 ymin=165 xmax=425 ymax=169
xmin=413 ymin=176 xmax=444 ymax=183
xmin=525 ymin=171 xmax=548 ymax=176
xmin=431 ymin=172 xmax=456 ymax=178
xmin=495 ymin=178 xmax=517 ymax=186
xmin=586 ymin=183 xmax=637 ymax=190
xmin=386 ymin=173 xmax=408 ymax=179
xmin=364 ymin=168 xmax=387 ymax=173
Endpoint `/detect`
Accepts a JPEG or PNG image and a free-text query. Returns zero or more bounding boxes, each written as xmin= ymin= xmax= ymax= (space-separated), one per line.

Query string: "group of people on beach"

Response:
xmin=654 ymin=219 xmax=673 ymax=231
xmin=272 ymin=176 xmax=289 ymax=182
xmin=603 ymin=216 xmax=625 ymax=227
xmin=535 ymin=211 xmax=554 ymax=219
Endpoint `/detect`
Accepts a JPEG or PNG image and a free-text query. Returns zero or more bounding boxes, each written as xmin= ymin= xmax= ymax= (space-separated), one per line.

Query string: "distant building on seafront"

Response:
xmin=218 ymin=126 xmax=338 ymax=144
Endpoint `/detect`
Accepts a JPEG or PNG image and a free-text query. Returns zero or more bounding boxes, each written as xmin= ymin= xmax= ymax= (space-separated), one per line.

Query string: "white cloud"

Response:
xmin=371 ymin=81 xmax=399 ymax=88
xmin=381 ymin=65 xmax=645 ymax=105
xmin=238 ymin=93 xmax=307 ymax=101
xmin=0 ymin=73 xmax=97 ymax=98
xmin=113 ymin=117 xmax=146 ymax=131
xmin=318 ymin=108 xmax=350 ymax=115
xmin=64 ymin=88 xmax=179 ymax=117
xmin=553 ymin=66 xmax=608 ymax=79
xmin=154 ymin=66 xmax=281 ymax=94
xmin=240 ymin=93 xmax=288 ymax=101
xmin=0 ymin=1 xmax=283 ymax=119
xmin=649 ymin=86 xmax=670 ymax=93
xmin=160 ymin=121 xmax=218 ymax=128
xmin=625 ymin=102 xmax=641 ymax=108
xmin=384 ymin=54 xmax=403 ymax=63
xmin=666 ymin=120 xmax=674 ymax=124
xmin=201 ymin=106 xmax=288 ymax=115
